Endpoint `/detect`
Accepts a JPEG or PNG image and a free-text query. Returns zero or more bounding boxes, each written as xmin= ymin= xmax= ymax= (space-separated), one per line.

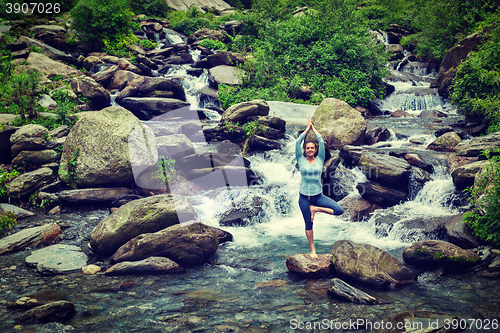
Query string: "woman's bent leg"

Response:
xmin=312 ymin=194 xmax=344 ymax=216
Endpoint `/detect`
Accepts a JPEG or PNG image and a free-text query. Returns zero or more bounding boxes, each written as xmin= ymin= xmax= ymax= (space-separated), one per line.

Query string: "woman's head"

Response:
xmin=303 ymin=139 xmax=319 ymax=158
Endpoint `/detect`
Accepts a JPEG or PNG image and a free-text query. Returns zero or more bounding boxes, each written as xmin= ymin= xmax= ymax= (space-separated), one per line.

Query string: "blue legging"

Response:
xmin=299 ymin=193 xmax=344 ymax=230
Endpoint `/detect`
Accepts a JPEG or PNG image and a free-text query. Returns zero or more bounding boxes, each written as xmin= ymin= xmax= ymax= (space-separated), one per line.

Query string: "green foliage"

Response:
xmin=199 ymin=39 xmax=227 ymax=50
xmin=464 ymin=149 xmax=500 ymax=247
xmin=0 ymin=166 xmax=20 ymax=202
xmin=70 ymin=0 xmax=134 ymax=50
xmin=130 ymin=0 xmax=169 ymax=17
xmin=139 ymin=39 xmax=158 ymax=50
xmin=9 ymin=69 xmax=43 ymax=119
xmin=167 ymin=7 xmax=218 ymax=35
xmin=103 ymin=33 xmax=139 ymax=58
xmin=451 ymin=23 xmax=500 ymax=133
xmin=0 ymin=211 xmax=17 ymax=233
xmin=153 ymin=156 xmax=177 ymax=185
xmin=219 ymin=120 xmax=244 ymax=135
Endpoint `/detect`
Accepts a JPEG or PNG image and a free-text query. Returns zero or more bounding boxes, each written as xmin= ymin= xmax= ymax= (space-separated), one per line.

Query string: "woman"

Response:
xmin=296 ymin=118 xmax=344 ymax=259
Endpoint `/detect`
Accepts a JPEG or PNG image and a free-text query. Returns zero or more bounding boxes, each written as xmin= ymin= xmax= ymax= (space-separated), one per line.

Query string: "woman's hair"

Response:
xmin=303 ymin=138 xmax=319 ymax=157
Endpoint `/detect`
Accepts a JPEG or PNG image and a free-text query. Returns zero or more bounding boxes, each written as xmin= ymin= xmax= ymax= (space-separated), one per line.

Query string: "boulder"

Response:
xmin=418 ymin=110 xmax=448 ymax=118
xmin=194 ymin=51 xmax=244 ymax=69
xmin=390 ymin=109 xmax=414 ymax=117
xmin=121 ymin=97 xmax=190 ymax=119
xmin=209 ymin=65 xmax=244 ymax=85
xmin=58 ymin=106 xmax=157 ymax=188
xmin=58 ymin=187 xmax=134 ymax=203
xmin=311 ymin=98 xmax=366 ymax=150
xmin=25 ymin=52 xmax=82 ymax=82
xmin=19 ymin=301 xmax=75 ymax=323
xmin=426 ymin=131 xmax=462 ymax=152
xmin=115 ymin=76 xmax=186 ymax=104
xmin=0 ymin=125 xmax=18 ymax=163
xmin=70 ymin=76 xmax=111 ymax=109
xmin=48 ymin=125 xmax=70 ymax=139
xmin=454 ymin=132 xmax=500 ymax=157
xmin=444 ymin=213 xmax=482 ymax=249
xmin=92 ymin=64 xmax=119 ymax=85
xmin=25 ymin=244 xmax=88 ymax=274
xmin=403 ymin=240 xmax=480 ymax=269
xmin=109 ymin=70 xmax=140 ymax=90
xmin=221 ymin=99 xmax=269 ymax=123
xmin=338 ymin=196 xmax=381 ymax=222
xmin=364 ymin=123 xmax=391 ymax=145
xmin=331 ymin=240 xmax=417 ymax=287
xmin=90 ymin=194 xmax=195 ymax=255
xmin=188 ymin=28 xmax=232 ymax=45
xmin=433 ymin=28 xmax=490 ymax=97
xmin=327 ymin=278 xmax=378 ymax=304
xmin=105 ymin=256 xmax=184 ymax=275
xmin=83 ymin=55 xmax=103 ymax=70
xmin=247 ymin=135 xmax=284 ymax=151
xmin=7 ymin=167 xmax=54 ymax=199
xmin=11 ymin=149 xmax=59 ymax=166
xmin=156 ymin=134 xmax=195 ymax=160
xmin=0 ymin=223 xmax=61 ymax=255
xmin=10 ymin=124 xmax=48 ymax=145
xmin=359 ymin=152 xmax=412 ymax=189
xmin=356 ymin=182 xmax=408 ymax=208
xmin=0 ymin=203 xmax=35 ymax=219
xmin=111 ymin=222 xmax=219 ymax=267
xmin=451 ymin=160 xmax=489 ymax=190
xmin=219 ymin=195 xmax=264 ymax=227
xmin=403 ymin=153 xmax=434 ymax=173
xmin=285 ymin=253 xmax=333 ymax=277
xmin=18 ymin=36 xmax=75 ymax=64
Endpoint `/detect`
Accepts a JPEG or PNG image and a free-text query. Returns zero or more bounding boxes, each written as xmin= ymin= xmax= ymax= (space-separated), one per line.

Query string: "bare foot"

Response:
xmin=310 ymin=252 xmax=319 ymax=259
xmin=310 ymin=205 xmax=318 ymax=223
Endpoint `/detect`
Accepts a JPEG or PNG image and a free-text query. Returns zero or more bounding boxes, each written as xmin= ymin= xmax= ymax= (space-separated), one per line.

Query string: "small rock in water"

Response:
xmin=7 ymin=296 xmax=44 ymax=310
xmin=105 ymin=256 xmax=183 ymax=275
xmin=285 ymin=253 xmax=333 ymax=277
xmin=327 ymin=278 xmax=378 ymax=304
xmin=18 ymin=300 xmax=75 ymax=323
xmin=82 ymin=264 xmax=101 ymax=275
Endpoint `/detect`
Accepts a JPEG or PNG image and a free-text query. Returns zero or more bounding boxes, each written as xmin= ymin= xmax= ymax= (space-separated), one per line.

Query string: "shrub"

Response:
xmin=153 ymin=156 xmax=177 ymax=185
xmin=0 ymin=166 xmax=20 ymax=202
xmin=464 ymin=149 xmax=500 ymax=247
xmin=168 ymin=7 xmax=217 ymax=36
xmin=199 ymin=39 xmax=227 ymax=50
xmin=130 ymin=0 xmax=169 ymax=17
xmin=0 ymin=211 xmax=17 ymax=233
xmin=70 ymin=0 xmax=134 ymax=50
xmin=451 ymin=22 xmax=500 ymax=133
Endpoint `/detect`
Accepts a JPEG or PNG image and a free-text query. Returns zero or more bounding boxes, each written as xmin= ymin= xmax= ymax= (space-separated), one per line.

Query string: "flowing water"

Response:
xmin=1 ymin=34 xmax=499 ymax=333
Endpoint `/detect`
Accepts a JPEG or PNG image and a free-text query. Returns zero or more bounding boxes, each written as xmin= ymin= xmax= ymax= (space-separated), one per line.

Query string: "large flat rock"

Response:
xmin=25 ymin=244 xmax=88 ymax=274
xmin=0 ymin=223 xmax=61 ymax=255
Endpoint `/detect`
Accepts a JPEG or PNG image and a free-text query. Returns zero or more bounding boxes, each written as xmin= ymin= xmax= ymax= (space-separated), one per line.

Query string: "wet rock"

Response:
xmin=455 ymin=132 xmax=500 ymax=157
xmin=327 ymin=278 xmax=378 ymax=304
xmin=115 ymin=76 xmax=186 ymax=104
xmin=0 ymin=203 xmax=35 ymax=218
xmin=111 ymin=194 xmax=143 ymax=207
xmin=451 ymin=160 xmax=489 ymax=190
xmin=427 ymin=131 xmax=462 ymax=152
xmin=418 ymin=110 xmax=448 ymax=118
xmin=285 ymin=253 xmax=333 ymax=277
xmin=58 ymin=106 xmax=157 ymax=188
xmin=219 ymin=195 xmax=264 ymax=227
xmin=121 ymin=97 xmax=190 ymax=118
xmin=111 ymin=222 xmax=219 ymax=267
xmin=11 ymin=149 xmax=59 ymax=166
xmin=248 ymin=115 xmax=286 ymax=133
xmin=221 ymin=99 xmax=269 ymax=123
xmin=157 ymin=134 xmax=195 ymax=160
xmin=109 ymin=70 xmax=140 ymax=90
xmin=105 ymin=256 xmax=183 ymax=275
xmin=25 ymin=244 xmax=88 ymax=274
xmin=403 ymin=240 xmax=480 ymax=269
xmin=209 ymin=65 xmax=244 ymax=85
xmin=0 ymin=223 xmax=61 ymax=254
xmin=18 ymin=300 xmax=75 ymax=323
xmin=82 ymin=264 xmax=101 ymax=275
xmin=312 ymin=98 xmax=366 ymax=150
xmin=92 ymin=64 xmax=119 ymax=86
xmin=331 ymin=240 xmax=417 ymax=288
xmin=184 ymin=165 xmax=261 ymax=189
xmin=90 ymin=194 xmax=195 ymax=255
xmin=248 ymin=135 xmax=284 ymax=151
xmin=83 ymin=55 xmax=102 ymax=70
xmin=444 ymin=213 xmax=481 ymax=249
xmin=364 ymin=123 xmax=390 ymax=145
xmin=356 ymin=182 xmax=408 ymax=208
xmin=359 ymin=152 xmax=412 ymax=189
xmin=207 ymin=225 xmax=233 ymax=243
xmin=7 ymin=167 xmax=54 ymax=199
xmin=254 ymin=279 xmax=288 ymax=289
xmin=58 ymin=187 xmax=134 ymax=203
xmin=339 ymin=196 xmax=381 ymax=222
xmin=403 ymin=153 xmax=434 ymax=173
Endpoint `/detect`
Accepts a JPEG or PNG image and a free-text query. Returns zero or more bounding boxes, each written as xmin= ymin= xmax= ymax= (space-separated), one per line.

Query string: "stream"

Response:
xmin=1 ymin=32 xmax=499 ymax=333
